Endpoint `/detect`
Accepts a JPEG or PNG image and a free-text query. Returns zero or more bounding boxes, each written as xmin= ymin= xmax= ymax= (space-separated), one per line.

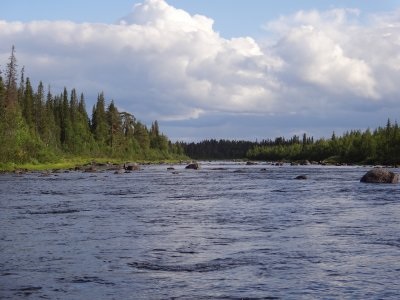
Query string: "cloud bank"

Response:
xmin=1 ymin=0 xmax=399 ymax=140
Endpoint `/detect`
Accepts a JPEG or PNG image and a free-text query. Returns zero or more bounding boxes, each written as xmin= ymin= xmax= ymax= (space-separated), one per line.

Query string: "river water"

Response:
xmin=1 ymin=163 xmax=399 ymax=299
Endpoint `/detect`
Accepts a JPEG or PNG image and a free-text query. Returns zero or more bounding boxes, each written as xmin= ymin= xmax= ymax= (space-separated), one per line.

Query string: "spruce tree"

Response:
xmin=91 ymin=92 xmax=109 ymax=150
xmin=149 ymin=120 xmax=168 ymax=151
xmin=42 ymin=87 xmax=60 ymax=148
xmin=0 ymin=73 xmax=5 ymax=119
xmin=60 ymin=88 xmax=73 ymax=150
xmin=4 ymin=45 xmax=18 ymax=110
xmin=134 ymin=122 xmax=150 ymax=151
xmin=69 ymin=88 xmax=78 ymax=122
xmin=22 ymin=77 xmax=34 ymax=130
xmin=34 ymin=81 xmax=45 ymax=135
xmin=106 ymin=100 xmax=122 ymax=153
xmin=78 ymin=93 xmax=89 ymax=121
xmin=17 ymin=66 xmax=25 ymax=108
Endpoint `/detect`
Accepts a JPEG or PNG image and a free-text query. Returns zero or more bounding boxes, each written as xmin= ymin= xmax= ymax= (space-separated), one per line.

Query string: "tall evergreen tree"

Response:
xmin=34 ymin=81 xmax=45 ymax=135
xmin=69 ymin=88 xmax=78 ymax=122
xmin=106 ymin=100 xmax=122 ymax=154
xmin=22 ymin=77 xmax=34 ymax=129
xmin=134 ymin=121 xmax=150 ymax=151
xmin=4 ymin=45 xmax=18 ymax=110
xmin=41 ymin=87 xmax=60 ymax=148
xmin=91 ymin=92 xmax=109 ymax=148
xmin=60 ymin=87 xmax=73 ymax=149
xmin=17 ymin=66 xmax=25 ymax=107
xmin=78 ymin=93 xmax=89 ymax=121
xmin=0 ymin=73 xmax=5 ymax=118
xmin=149 ymin=120 xmax=168 ymax=151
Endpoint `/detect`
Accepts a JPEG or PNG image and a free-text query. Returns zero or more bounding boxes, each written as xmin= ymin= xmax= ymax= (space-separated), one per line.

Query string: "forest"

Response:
xmin=181 ymin=120 xmax=400 ymax=165
xmin=246 ymin=124 xmax=400 ymax=165
xmin=1 ymin=47 xmax=399 ymax=168
xmin=0 ymin=46 xmax=185 ymax=167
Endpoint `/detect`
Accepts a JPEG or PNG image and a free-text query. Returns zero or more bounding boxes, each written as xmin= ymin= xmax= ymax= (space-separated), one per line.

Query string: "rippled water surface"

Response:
xmin=1 ymin=163 xmax=399 ymax=299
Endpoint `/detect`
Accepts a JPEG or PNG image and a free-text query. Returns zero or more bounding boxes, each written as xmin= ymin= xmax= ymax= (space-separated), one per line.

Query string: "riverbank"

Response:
xmin=0 ymin=157 xmax=189 ymax=173
xmin=1 ymin=157 xmax=398 ymax=173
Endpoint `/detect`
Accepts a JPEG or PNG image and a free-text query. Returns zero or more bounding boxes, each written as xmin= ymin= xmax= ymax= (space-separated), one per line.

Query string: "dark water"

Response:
xmin=1 ymin=163 xmax=399 ymax=299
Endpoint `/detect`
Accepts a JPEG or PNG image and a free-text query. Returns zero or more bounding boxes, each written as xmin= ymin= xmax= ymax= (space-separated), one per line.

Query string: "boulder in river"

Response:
xmin=360 ymin=168 xmax=399 ymax=184
xmin=84 ymin=166 xmax=97 ymax=173
xmin=185 ymin=163 xmax=199 ymax=170
xmin=300 ymin=160 xmax=310 ymax=166
xmin=124 ymin=163 xmax=141 ymax=171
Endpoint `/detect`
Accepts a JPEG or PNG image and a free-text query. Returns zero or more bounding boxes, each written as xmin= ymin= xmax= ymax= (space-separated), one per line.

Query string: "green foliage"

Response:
xmin=245 ymin=124 xmax=400 ymax=165
xmin=0 ymin=109 xmax=45 ymax=163
xmin=4 ymin=45 xmax=18 ymax=110
xmin=0 ymin=46 xmax=184 ymax=167
xmin=0 ymin=75 xmax=5 ymax=119
xmin=133 ymin=122 xmax=150 ymax=151
xmin=183 ymin=139 xmax=258 ymax=160
xmin=182 ymin=123 xmax=400 ymax=165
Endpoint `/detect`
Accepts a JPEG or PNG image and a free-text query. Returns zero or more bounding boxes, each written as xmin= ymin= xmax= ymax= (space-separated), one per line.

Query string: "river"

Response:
xmin=1 ymin=163 xmax=399 ymax=299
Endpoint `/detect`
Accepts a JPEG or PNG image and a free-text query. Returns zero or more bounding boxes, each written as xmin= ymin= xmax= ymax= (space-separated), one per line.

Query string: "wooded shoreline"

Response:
xmin=0 ymin=47 xmax=186 ymax=166
xmin=1 ymin=47 xmax=399 ymax=170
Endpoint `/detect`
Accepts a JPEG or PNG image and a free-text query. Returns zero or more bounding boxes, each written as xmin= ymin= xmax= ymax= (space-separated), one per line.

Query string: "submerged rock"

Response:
xmin=13 ymin=169 xmax=26 ymax=175
xmin=185 ymin=163 xmax=199 ymax=170
xmin=114 ymin=169 xmax=125 ymax=174
xmin=360 ymin=168 xmax=399 ymax=184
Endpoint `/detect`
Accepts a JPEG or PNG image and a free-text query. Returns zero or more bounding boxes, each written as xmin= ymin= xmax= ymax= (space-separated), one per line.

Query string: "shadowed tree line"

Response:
xmin=0 ymin=46 xmax=184 ymax=164
xmin=182 ymin=139 xmax=257 ymax=160
xmin=181 ymin=122 xmax=400 ymax=165
xmin=246 ymin=124 xmax=400 ymax=165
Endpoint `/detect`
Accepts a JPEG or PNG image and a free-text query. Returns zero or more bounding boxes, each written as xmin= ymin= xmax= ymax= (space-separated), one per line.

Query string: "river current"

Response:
xmin=1 ymin=163 xmax=399 ymax=299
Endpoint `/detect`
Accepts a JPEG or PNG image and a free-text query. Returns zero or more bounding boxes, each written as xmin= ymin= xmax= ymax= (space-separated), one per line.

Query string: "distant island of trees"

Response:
xmin=1 ymin=46 xmax=399 ymax=169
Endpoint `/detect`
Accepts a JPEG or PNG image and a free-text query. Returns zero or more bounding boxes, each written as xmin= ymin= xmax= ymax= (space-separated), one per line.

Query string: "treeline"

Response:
xmin=247 ymin=123 xmax=400 ymax=165
xmin=0 ymin=46 xmax=184 ymax=164
xmin=182 ymin=139 xmax=257 ymax=160
xmin=181 ymin=121 xmax=400 ymax=165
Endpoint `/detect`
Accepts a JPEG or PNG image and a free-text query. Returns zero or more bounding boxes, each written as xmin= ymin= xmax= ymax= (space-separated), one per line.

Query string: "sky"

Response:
xmin=1 ymin=0 xmax=400 ymax=141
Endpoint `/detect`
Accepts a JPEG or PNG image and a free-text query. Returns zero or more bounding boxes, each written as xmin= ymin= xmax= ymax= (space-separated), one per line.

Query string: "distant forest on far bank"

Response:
xmin=180 ymin=119 xmax=400 ymax=165
xmin=0 ymin=46 xmax=185 ymax=165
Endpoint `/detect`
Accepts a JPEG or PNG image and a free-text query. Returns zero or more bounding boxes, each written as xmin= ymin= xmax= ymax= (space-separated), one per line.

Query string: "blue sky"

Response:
xmin=2 ymin=0 xmax=400 ymax=37
xmin=1 ymin=0 xmax=400 ymax=141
